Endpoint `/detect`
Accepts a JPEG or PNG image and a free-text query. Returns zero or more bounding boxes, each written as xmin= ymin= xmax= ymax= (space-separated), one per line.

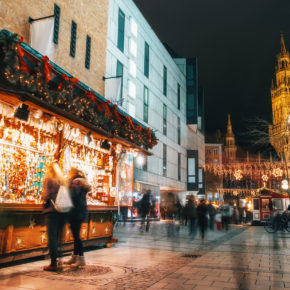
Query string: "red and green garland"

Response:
xmin=0 ymin=31 xmax=157 ymax=149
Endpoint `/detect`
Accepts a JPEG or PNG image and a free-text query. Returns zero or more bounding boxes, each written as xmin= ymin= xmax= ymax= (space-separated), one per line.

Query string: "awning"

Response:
xmin=0 ymin=30 xmax=157 ymax=154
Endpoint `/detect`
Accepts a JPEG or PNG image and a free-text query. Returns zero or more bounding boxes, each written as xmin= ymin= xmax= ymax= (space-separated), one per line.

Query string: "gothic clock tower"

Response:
xmin=269 ymin=33 xmax=290 ymax=161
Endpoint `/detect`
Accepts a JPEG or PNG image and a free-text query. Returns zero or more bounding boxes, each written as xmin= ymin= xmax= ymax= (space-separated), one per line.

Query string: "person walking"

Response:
xmin=197 ymin=199 xmax=208 ymax=243
xmin=64 ymin=168 xmax=91 ymax=268
xmin=207 ymin=202 xmax=216 ymax=230
xmin=139 ymin=190 xmax=151 ymax=232
xmin=42 ymin=163 xmax=66 ymax=272
xmin=184 ymin=197 xmax=197 ymax=235
xmin=221 ymin=203 xmax=232 ymax=231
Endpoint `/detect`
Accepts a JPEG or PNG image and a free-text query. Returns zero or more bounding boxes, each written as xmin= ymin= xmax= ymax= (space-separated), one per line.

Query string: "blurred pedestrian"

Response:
xmin=184 ymin=196 xmax=197 ymax=235
xmin=197 ymin=199 xmax=208 ymax=242
xmin=221 ymin=203 xmax=232 ymax=231
xmin=139 ymin=190 xmax=151 ymax=232
xmin=64 ymin=167 xmax=91 ymax=268
xmin=234 ymin=207 xmax=240 ymax=224
xmin=42 ymin=163 xmax=66 ymax=272
xmin=207 ymin=202 xmax=216 ymax=230
xmin=215 ymin=209 xmax=222 ymax=230
xmin=242 ymin=208 xmax=247 ymax=224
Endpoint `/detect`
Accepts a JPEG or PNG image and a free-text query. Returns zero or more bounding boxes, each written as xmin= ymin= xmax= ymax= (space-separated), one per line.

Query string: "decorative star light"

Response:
xmin=273 ymin=168 xmax=283 ymax=178
xmin=105 ymin=226 xmax=109 ymax=234
xmin=234 ymin=169 xmax=243 ymax=181
xmin=262 ymin=174 xmax=269 ymax=182
xmin=41 ymin=232 xmax=46 ymax=243
xmin=29 ymin=219 xmax=36 ymax=229
xmin=16 ymin=237 xmax=22 ymax=246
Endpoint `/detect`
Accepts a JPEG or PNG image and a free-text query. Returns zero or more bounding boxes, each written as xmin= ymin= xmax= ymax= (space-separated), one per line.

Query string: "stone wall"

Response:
xmin=0 ymin=0 xmax=109 ymax=96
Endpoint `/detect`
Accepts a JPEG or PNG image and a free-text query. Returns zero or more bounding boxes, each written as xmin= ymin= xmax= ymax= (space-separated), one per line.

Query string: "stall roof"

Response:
xmin=0 ymin=30 xmax=157 ymax=154
xmin=256 ymin=187 xmax=289 ymax=198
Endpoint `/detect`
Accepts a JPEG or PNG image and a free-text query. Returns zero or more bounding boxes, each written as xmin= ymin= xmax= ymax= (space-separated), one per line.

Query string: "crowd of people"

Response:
xmin=159 ymin=193 xmax=250 ymax=242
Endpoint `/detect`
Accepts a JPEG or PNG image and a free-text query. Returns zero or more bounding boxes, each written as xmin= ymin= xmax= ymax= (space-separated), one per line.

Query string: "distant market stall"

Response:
xmin=0 ymin=30 xmax=157 ymax=263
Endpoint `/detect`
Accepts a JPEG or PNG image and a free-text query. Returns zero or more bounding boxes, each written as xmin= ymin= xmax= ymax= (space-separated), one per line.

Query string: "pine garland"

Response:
xmin=0 ymin=32 xmax=157 ymax=149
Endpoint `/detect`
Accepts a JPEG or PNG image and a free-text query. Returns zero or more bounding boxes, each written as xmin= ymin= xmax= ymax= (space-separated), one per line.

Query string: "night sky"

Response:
xmin=133 ymin=0 xmax=290 ymax=148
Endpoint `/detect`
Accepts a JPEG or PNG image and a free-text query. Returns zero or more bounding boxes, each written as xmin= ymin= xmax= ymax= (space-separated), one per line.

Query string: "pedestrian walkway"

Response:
xmin=0 ymin=223 xmax=290 ymax=289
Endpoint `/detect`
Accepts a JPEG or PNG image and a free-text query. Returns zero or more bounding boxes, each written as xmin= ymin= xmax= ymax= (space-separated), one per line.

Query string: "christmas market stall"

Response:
xmin=0 ymin=30 xmax=157 ymax=263
xmin=252 ymin=188 xmax=290 ymax=222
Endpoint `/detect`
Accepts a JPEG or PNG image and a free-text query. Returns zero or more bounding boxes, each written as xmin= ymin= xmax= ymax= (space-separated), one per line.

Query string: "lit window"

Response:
xmin=129 ymin=60 xmax=136 ymax=78
xmin=129 ymin=38 xmax=137 ymax=58
xmin=130 ymin=18 xmax=138 ymax=38
xmin=128 ymin=80 xmax=136 ymax=99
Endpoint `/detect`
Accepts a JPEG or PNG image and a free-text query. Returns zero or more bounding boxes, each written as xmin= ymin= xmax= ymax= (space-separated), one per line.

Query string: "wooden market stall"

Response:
xmin=252 ymin=187 xmax=290 ymax=222
xmin=0 ymin=30 xmax=157 ymax=263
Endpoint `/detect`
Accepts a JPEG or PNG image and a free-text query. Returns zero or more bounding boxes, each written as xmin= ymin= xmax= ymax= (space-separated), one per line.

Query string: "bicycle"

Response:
xmin=264 ymin=211 xmax=290 ymax=233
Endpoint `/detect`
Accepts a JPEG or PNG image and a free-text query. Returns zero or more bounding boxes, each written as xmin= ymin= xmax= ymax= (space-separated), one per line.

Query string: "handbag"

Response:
xmin=51 ymin=185 xmax=73 ymax=213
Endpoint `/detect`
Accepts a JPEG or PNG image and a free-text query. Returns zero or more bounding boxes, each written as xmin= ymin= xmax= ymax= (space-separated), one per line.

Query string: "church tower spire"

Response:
xmin=224 ymin=114 xmax=237 ymax=163
xmin=281 ymin=32 xmax=287 ymax=55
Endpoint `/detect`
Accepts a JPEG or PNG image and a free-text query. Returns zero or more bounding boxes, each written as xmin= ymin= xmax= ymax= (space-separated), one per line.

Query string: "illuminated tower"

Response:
xmin=269 ymin=33 xmax=290 ymax=161
xmin=224 ymin=114 xmax=237 ymax=163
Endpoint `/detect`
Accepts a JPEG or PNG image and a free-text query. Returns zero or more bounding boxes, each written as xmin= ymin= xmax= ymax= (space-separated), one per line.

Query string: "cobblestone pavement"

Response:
xmin=1 ymin=222 xmax=290 ymax=289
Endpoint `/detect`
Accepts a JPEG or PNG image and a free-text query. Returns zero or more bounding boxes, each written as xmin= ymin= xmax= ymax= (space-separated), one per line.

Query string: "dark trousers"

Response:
xmin=189 ymin=218 xmax=196 ymax=234
xmin=141 ymin=214 xmax=150 ymax=232
xmin=46 ymin=213 xmax=65 ymax=264
xmin=69 ymin=218 xmax=84 ymax=256
xmin=222 ymin=216 xmax=230 ymax=231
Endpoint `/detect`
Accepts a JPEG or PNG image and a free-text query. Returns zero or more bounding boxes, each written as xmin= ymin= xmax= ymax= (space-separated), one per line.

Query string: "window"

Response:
xmin=163 ymin=104 xmax=167 ymax=135
xmin=163 ymin=144 xmax=167 ymax=176
xmin=177 ymin=117 xmax=181 ymax=145
xmin=143 ymin=86 xmax=149 ymax=123
xmin=198 ymin=168 xmax=203 ymax=189
xmin=177 ymin=83 xmax=180 ymax=110
xmin=70 ymin=21 xmax=77 ymax=57
xmin=213 ymin=149 xmax=218 ymax=155
xmin=142 ymin=156 xmax=147 ymax=171
xmin=187 ymin=158 xmax=196 ymax=183
xmin=187 ymin=150 xmax=198 ymax=191
xmin=178 ymin=152 xmax=181 ymax=181
xmin=116 ymin=60 xmax=123 ymax=105
xmin=85 ymin=35 xmax=91 ymax=69
xmin=144 ymin=42 xmax=149 ymax=78
xmin=53 ymin=4 xmax=60 ymax=44
xmin=130 ymin=17 xmax=137 ymax=37
xmin=128 ymin=80 xmax=136 ymax=99
xmin=163 ymin=66 xmax=167 ymax=96
xmin=117 ymin=8 xmax=125 ymax=52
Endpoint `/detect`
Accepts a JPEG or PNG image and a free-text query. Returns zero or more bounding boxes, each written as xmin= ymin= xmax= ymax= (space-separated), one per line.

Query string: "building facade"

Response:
xmin=269 ymin=34 xmax=290 ymax=163
xmin=105 ymin=0 xmax=205 ymax=206
xmin=0 ymin=0 xmax=109 ymax=96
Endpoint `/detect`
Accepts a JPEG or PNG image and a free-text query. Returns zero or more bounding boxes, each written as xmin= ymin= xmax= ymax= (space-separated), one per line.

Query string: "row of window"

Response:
xmin=117 ymin=8 xmax=181 ymax=110
xmin=140 ymin=146 xmax=182 ymax=181
xmin=53 ymin=4 xmax=91 ymax=69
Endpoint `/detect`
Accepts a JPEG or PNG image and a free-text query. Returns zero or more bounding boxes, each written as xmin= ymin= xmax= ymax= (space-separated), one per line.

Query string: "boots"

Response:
xmin=63 ymin=254 xmax=77 ymax=265
xmin=43 ymin=260 xmax=58 ymax=272
xmin=70 ymin=255 xmax=86 ymax=268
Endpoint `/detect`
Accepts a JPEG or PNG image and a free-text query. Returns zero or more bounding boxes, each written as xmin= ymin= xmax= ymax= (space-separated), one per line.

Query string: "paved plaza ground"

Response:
xmin=1 ymin=222 xmax=290 ymax=289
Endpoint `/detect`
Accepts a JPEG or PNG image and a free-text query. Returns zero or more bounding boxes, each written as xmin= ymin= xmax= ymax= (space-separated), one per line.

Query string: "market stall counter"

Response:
xmin=0 ymin=204 xmax=116 ymax=263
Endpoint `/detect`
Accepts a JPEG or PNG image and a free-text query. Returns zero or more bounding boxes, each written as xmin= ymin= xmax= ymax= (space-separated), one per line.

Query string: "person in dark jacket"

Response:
xmin=184 ymin=197 xmax=197 ymax=235
xmin=64 ymin=167 xmax=91 ymax=268
xmin=197 ymin=199 xmax=208 ymax=242
xmin=207 ymin=202 xmax=216 ymax=230
xmin=42 ymin=163 xmax=66 ymax=272
xmin=139 ymin=190 xmax=151 ymax=232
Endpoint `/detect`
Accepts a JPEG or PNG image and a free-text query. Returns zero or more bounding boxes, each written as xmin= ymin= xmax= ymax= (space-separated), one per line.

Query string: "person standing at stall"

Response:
xmin=64 ymin=168 xmax=91 ymax=268
xmin=42 ymin=163 xmax=66 ymax=272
